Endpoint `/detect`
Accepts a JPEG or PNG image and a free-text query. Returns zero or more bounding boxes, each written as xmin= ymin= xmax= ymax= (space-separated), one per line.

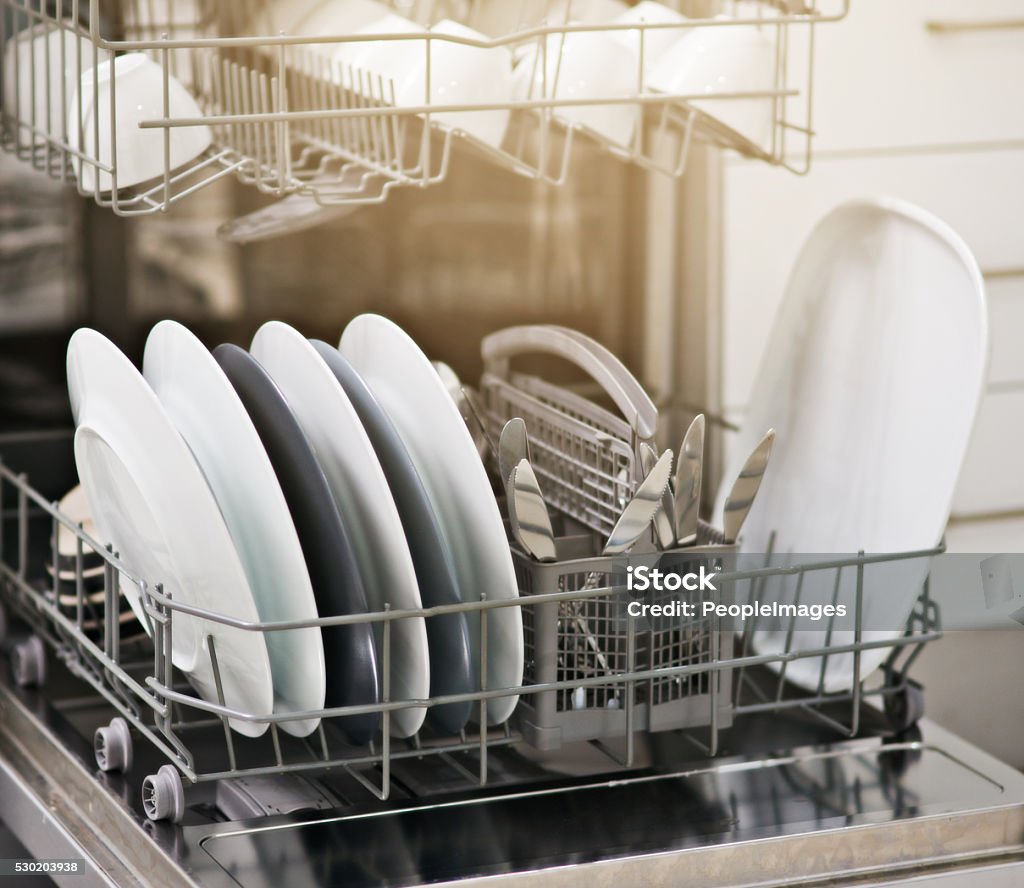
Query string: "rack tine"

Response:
xmin=775 ymin=568 xmax=806 ymax=699
xmin=270 ymin=722 xmax=283 ymax=767
xmin=381 ymin=603 xmax=391 ymax=800
xmin=478 ymin=594 xmax=489 ymax=785
xmin=75 ymin=523 xmax=85 ymax=630
xmin=205 ymin=633 xmax=237 ymax=772
xmin=815 ymin=566 xmax=845 ymax=695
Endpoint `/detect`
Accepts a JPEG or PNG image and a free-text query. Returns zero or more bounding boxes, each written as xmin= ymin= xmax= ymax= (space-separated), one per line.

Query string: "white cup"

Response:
xmin=543 ymin=0 xmax=629 ymax=24
xmin=469 ymin=0 xmax=627 ymax=37
xmin=68 ymin=53 xmax=212 ymax=192
xmin=609 ymin=1 xmax=689 ymax=81
xmin=294 ymin=0 xmax=392 ymax=44
xmin=2 ymin=24 xmax=110 ymax=144
xmin=511 ymin=29 xmax=638 ymax=147
xmin=648 ymin=17 xmax=776 ymax=148
xmin=334 ymin=15 xmax=513 ymax=148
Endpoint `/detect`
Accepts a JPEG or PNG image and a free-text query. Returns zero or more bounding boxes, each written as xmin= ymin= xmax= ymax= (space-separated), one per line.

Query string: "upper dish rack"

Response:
xmin=0 ymin=0 xmax=849 ymax=216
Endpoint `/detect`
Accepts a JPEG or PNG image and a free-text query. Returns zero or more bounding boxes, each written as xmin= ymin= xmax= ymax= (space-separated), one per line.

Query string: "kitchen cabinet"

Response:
xmin=809 ymin=0 xmax=1024 ymax=153
xmin=710 ymin=0 xmax=1024 ymax=517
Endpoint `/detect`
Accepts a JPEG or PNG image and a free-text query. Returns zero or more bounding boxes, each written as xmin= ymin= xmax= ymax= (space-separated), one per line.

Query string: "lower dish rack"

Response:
xmin=0 ymin=432 xmax=943 ymax=824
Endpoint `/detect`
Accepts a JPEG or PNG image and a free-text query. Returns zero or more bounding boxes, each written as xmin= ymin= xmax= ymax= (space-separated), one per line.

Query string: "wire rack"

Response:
xmin=0 ymin=449 xmax=942 ymax=823
xmin=0 ymin=0 xmax=849 ymax=215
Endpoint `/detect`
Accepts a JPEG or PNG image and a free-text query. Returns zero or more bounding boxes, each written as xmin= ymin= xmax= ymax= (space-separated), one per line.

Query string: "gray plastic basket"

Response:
xmin=513 ymin=530 xmax=735 ymax=751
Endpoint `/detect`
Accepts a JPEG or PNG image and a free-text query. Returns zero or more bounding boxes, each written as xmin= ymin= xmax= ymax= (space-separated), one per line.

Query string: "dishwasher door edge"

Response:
xmin=0 ymin=674 xmax=200 ymax=888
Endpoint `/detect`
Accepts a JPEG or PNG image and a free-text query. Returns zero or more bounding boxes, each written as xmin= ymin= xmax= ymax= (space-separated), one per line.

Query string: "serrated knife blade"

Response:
xmin=641 ymin=442 xmax=676 ymax=550
xmin=604 ymin=449 xmax=673 ymax=556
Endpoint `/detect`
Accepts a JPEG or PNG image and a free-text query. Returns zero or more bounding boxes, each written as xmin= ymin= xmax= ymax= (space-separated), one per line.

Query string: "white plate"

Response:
xmin=340 ymin=314 xmax=523 ymax=724
xmin=713 ymin=198 xmax=987 ymax=692
xmin=68 ymin=329 xmax=273 ymax=736
xmin=251 ymin=321 xmax=429 ymax=738
xmin=144 ymin=321 xmax=326 ymax=738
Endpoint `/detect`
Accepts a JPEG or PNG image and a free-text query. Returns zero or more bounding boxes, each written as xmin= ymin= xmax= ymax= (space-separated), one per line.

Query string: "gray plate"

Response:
xmin=214 ymin=344 xmax=380 ymax=745
xmin=310 ymin=340 xmax=474 ymax=734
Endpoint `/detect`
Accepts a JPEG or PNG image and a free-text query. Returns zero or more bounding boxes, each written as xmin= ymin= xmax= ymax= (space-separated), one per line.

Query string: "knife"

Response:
xmin=673 ymin=414 xmax=705 ymax=546
xmin=641 ymin=442 xmax=677 ymax=550
xmin=498 ymin=418 xmax=530 ymax=494
xmin=508 ymin=459 xmax=557 ymax=563
xmin=605 ymin=449 xmax=673 ymax=556
xmin=723 ymin=429 xmax=775 ymax=544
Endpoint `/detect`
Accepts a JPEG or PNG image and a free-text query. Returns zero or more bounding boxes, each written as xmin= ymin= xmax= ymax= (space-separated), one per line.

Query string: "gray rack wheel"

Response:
xmin=143 ymin=765 xmax=185 ymax=824
xmin=884 ymin=680 xmax=925 ymax=733
xmin=95 ymin=717 xmax=133 ymax=773
xmin=11 ymin=635 xmax=46 ymax=688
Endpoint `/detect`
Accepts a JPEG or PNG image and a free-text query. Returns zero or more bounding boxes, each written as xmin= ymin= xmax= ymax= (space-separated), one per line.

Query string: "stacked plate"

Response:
xmin=46 ymin=485 xmax=146 ymax=646
xmin=66 ymin=314 xmax=523 ymax=741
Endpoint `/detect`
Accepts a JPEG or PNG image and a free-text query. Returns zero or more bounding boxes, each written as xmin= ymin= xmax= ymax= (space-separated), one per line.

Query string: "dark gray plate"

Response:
xmin=214 ymin=344 xmax=380 ymax=745
xmin=311 ymin=340 xmax=474 ymax=734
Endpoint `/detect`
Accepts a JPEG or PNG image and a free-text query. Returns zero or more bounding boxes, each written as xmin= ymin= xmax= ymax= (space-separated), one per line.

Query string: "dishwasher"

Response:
xmin=2 ymin=1 xmax=1024 ymax=886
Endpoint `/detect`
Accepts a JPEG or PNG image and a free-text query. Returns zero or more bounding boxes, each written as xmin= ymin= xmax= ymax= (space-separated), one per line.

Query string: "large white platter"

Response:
xmin=68 ymin=328 xmax=273 ymax=736
xmin=144 ymin=321 xmax=326 ymax=738
xmin=713 ymin=198 xmax=988 ymax=692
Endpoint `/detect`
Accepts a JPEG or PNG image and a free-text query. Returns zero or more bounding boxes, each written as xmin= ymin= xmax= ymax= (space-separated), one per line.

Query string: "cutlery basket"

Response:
xmin=513 ymin=528 xmax=735 ymax=751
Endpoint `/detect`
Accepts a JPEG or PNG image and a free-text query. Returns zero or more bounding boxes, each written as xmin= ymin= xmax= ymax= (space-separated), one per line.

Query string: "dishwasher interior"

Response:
xmin=2 ymin=0 xmax=1023 ymax=885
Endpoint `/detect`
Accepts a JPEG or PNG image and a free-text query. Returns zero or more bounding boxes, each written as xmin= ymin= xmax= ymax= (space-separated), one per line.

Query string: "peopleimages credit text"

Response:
xmin=625 ymin=566 xmax=848 ymax=622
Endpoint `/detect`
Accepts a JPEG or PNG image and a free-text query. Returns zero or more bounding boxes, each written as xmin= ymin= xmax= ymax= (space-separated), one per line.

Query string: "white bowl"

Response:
xmin=609 ymin=1 xmax=689 ymax=81
xmin=511 ymin=29 xmax=637 ymax=147
xmin=2 ymin=24 xmax=110 ymax=144
xmin=648 ymin=17 xmax=776 ymax=148
xmin=68 ymin=53 xmax=212 ymax=193
xmin=334 ymin=15 xmax=513 ymax=148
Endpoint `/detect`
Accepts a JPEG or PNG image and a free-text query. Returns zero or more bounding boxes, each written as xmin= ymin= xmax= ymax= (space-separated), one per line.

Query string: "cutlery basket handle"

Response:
xmin=482 ymin=326 xmax=657 ymax=440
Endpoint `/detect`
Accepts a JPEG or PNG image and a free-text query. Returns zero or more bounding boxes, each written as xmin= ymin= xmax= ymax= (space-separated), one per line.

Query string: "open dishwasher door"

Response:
xmin=3 ymin=646 xmax=1024 ymax=888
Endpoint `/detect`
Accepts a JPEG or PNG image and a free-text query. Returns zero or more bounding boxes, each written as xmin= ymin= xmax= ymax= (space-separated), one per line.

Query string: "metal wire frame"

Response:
xmin=0 ymin=0 xmax=849 ymax=215
xmin=730 ymin=538 xmax=945 ymax=741
xmin=482 ymin=372 xmax=643 ymax=538
xmin=0 ymin=454 xmax=941 ymax=804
